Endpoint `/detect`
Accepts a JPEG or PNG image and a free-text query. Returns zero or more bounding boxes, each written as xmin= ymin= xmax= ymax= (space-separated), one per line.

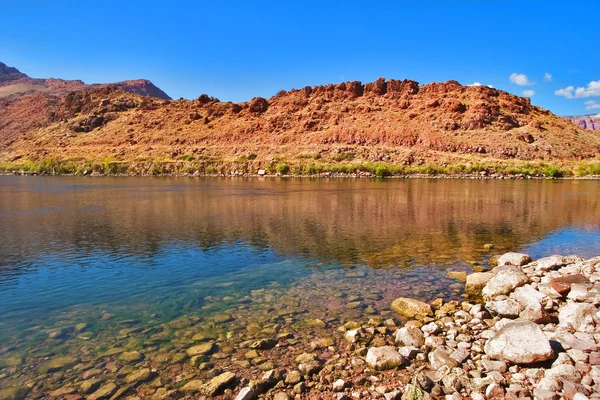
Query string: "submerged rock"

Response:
xmin=87 ymin=382 xmax=117 ymax=400
xmin=186 ymin=342 xmax=215 ymax=357
xmin=465 ymin=272 xmax=493 ymax=296
xmin=39 ymin=355 xmax=79 ymax=373
xmin=124 ymin=368 xmax=154 ymax=384
xmin=484 ymin=320 xmax=553 ymax=364
xmin=0 ymin=386 xmax=29 ymax=400
xmin=390 ymin=297 xmax=433 ymax=319
xmin=202 ymin=371 xmax=236 ymax=396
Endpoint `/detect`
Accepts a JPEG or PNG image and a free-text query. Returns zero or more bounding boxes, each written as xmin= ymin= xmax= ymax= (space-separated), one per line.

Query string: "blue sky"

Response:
xmin=1 ymin=1 xmax=598 ymax=116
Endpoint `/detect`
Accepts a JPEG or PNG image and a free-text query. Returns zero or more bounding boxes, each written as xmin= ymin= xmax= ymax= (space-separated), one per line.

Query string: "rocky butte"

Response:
xmin=1 ymin=62 xmax=600 ymax=176
xmin=564 ymin=114 xmax=600 ymax=132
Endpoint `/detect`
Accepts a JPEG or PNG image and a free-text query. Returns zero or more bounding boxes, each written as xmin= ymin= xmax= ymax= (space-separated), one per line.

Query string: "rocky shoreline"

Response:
xmin=1 ymin=252 xmax=600 ymax=400
xmin=2 ymin=171 xmax=600 ymax=180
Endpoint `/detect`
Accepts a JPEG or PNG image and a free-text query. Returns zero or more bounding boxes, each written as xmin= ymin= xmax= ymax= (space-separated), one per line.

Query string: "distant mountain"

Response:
xmin=564 ymin=114 xmax=600 ymax=132
xmin=0 ymin=62 xmax=171 ymax=100
xmin=0 ymin=62 xmax=28 ymax=83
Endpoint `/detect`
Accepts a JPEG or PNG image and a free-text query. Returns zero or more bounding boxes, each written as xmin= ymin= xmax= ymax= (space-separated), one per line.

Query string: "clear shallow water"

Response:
xmin=1 ymin=176 xmax=600 ymax=393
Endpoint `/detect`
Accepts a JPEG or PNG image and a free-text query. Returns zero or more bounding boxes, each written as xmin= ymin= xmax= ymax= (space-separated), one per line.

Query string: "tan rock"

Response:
xmin=390 ymin=297 xmax=433 ymax=319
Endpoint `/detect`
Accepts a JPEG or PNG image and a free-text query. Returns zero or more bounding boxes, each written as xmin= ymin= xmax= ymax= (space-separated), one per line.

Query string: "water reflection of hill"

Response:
xmin=1 ymin=177 xmax=599 ymax=275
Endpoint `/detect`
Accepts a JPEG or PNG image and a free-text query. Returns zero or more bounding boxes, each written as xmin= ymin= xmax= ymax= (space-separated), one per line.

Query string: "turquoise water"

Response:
xmin=1 ymin=176 xmax=600 ymax=394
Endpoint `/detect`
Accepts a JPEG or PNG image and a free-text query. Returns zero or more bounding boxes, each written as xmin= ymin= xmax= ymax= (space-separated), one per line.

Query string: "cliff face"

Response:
xmin=564 ymin=114 xmax=600 ymax=132
xmin=1 ymin=72 xmax=600 ymax=168
xmin=0 ymin=62 xmax=171 ymax=100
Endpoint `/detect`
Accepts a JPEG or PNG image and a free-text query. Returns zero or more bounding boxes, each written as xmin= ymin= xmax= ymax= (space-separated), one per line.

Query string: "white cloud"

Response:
xmin=522 ymin=90 xmax=535 ymax=97
xmin=555 ymin=86 xmax=575 ymax=98
xmin=469 ymin=82 xmax=494 ymax=88
xmin=555 ymin=81 xmax=600 ymax=99
xmin=585 ymin=100 xmax=600 ymax=110
xmin=509 ymin=73 xmax=533 ymax=86
xmin=544 ymin=73 xmax=552 ymax=82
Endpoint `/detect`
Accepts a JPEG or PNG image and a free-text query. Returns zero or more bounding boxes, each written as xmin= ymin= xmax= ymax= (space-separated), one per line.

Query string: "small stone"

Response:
xmin=481 ymin=359 xmax=507 ymax=372
xmin=485 ymin=382 xmax=504 ymax=399
xmin=421 ymin=322 xmax=440 ymax=335
xmin=333 ymin=379 xmax=346 ymax=392
xmin=285 ymin=370 xmax=302 ymax=385
xmin=293 ymin=382 xmax=306 ymax=394
xmin=450 ymin=348 xmax=470 ymax=364
xmin=202 ymin=371 xmax=236 ymax=396
xmin=234 ymin=387 xmax=255 ymax=400
xmin=398 ymin=346 xmax=419 ymax=360
xmin=428 ymin=347 xmax=459 ymax=369
xmin=344 ymin=329 xmax=359 ymax=343
xmin=305 ymin=319 xmax=326 ymax=328
xmin=394 ymin=326 xmax=424 ymax=347
xmin=118 ymin=350 xmax=143 ymax=363
xmin=250 ymin=338 xmax=277 ymax=350
xmin=365 ymin=346 xmax=405 ymax=370
xmin=88 ymin=382 xmax=117 ymax=400
xmin=294 ymin=353 xmax=317 ymax=364
xmin=80 ymin=380 xmax=101 ymax=394
xmin=124 ymin=368 xmax=153 ymax=384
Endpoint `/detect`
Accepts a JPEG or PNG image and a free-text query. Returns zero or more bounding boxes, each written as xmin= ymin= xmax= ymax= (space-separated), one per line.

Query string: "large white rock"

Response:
xmin=558 ymin=302 xmax=596 ymax=332
xmin=482 ymin=268 xmax=529 ymax=299
xmin=520 ymin=303 xmax=550 ymax=323
xmin=513 ymin=285 xmax=548 ymax=307
xmin=497 ymin=252 xmax=532 ymax=267
xmin=534 ymin=255 xmax=569 ymax=272
xmin=484 ymin=320 xmax=554 ymax=364
xmin=485 ymin=298 xmax=522 ymax=318
xmin=365 ymin=346 xmax=405 ymax=371
xmin=394 ymin=326 xmax=424 ymax=347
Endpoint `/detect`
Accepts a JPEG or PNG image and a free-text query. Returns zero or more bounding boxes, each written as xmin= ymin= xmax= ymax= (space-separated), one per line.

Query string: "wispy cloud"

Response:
xmin=522 ymin=90 xmax=535 ymax=97
xmin=555 ymin=80 xmax=600 ymax=99
xmin=509 ymin=73 xmax=533 ymax=86
xmin=585 ymin=100 xmax=600 ymax=110
xmin=544 ymin=73 xmax=552 ymax=82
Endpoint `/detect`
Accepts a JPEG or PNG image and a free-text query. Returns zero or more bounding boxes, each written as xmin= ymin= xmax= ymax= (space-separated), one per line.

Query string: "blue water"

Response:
xmin=0 ymin=176 xmax=600 ymax=341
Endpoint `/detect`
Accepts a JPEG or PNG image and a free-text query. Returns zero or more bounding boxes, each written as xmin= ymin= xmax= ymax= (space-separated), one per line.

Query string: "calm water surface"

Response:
xmin=1 ymin=176 xmax=600 ymax=392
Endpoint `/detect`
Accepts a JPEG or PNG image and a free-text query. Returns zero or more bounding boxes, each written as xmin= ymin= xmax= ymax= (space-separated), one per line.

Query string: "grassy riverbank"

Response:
xmin=1 ymin=156 xmax=600 ymax=178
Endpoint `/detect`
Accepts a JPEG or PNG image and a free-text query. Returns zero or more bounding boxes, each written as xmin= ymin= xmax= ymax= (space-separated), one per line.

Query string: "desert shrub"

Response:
xmin=277 ymin=163 xmax=290 ymax=174
xmin=375 ymin=165 xmax=391 ymax=177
